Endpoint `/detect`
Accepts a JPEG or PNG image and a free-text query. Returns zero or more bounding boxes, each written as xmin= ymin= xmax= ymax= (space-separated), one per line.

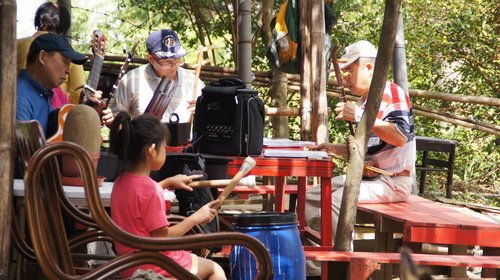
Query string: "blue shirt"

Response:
xmin=16 ymin=70 xmax=54 ymax=135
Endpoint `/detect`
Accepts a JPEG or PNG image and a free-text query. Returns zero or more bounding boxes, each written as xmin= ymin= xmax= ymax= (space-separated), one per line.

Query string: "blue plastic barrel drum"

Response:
xmin=230 ymin=212 xmax=306 ymax=280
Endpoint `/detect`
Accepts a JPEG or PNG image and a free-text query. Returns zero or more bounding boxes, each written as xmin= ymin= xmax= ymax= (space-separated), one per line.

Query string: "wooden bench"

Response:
xmin=304 ymin=250 xmax=500 ymax=280
xmin=216 ymin=194 xmax=500 ymax=279
xmin=212 ymin=246 xmax=500 ymax=279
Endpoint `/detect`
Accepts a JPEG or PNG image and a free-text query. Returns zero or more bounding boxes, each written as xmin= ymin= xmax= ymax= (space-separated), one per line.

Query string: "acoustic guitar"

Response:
xmin=47 ymin=30 xmax=106 ymax=143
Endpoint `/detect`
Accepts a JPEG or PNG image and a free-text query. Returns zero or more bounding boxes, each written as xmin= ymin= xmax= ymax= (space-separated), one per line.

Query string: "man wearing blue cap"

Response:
xmin=108 ymin=29 xmax=204 ymax=123
xmin=16 ymin=32 xmax=88 ymax=135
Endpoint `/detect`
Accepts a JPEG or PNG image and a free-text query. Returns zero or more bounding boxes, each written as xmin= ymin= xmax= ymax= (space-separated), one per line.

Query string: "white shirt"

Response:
xmin=109 ymin=63 xmax=204 ymax=123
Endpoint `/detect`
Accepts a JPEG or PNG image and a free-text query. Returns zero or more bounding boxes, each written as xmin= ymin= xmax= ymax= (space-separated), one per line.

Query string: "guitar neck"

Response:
xmin=104 ymin=54 xmax=132 ymax=108
xmin=104 ymin=39 xmax=139 ymax=109
xmin=86 ymin=54 xmax=104 ymax=94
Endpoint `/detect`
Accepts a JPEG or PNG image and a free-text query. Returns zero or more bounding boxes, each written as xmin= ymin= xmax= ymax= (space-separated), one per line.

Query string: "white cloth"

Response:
xmin=109 ymin=64 xmax=204 ymax=123
xmin=305 ymin=174 xmax=413 ymax=243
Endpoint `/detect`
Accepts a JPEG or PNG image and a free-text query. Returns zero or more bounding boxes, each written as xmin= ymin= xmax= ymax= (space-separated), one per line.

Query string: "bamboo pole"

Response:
xmin=237 ymin=0 xmax=253 ymax=87
xmin=414 ymin=108 xmax=500 ymax=136
xmin=409 ymin=89 xmax=500 ymax=107
xmin=87 ymin=58 xmax=500 ymax=135
xmin=89 ymin=59 xmax=500 ymax=107
xmin=0 ymin=0 xmax=16 ymax=277
xmin=413 ymin=104 xmax=500 ymax=132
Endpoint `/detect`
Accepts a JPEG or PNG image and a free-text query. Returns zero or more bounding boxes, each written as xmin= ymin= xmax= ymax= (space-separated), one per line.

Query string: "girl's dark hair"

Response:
xmin=34 ymin=2 xmax=71 ymax=35
xmin=109 ymin=111 xmax=169 ymax=172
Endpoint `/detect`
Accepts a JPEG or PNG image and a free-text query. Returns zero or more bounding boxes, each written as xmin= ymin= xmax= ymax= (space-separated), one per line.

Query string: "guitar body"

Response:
xmin=47 ymin=104 xmax=75 ymax=143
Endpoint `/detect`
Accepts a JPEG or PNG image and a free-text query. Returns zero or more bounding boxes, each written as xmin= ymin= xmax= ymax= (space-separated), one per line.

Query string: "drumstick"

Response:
xmin=212 ymin=157 xmax=256 ymax=210
xmin=189 ymin=179 xmax=231 ymax=188
xmin=364 ymin=165 xmax=394 ymax=176
xmin=188 ymin=177 xmax=256 ymax=188
xmin=326 ymin=152 xmax=393 ymax=176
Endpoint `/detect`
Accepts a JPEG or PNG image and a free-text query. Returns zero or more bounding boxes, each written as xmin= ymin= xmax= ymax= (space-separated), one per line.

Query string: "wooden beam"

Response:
xmin=0 ymin=0 xmax=17 ymax=278
xmin=310 ymin=0 xmax=328 ymax=144
xmin=299 ymin=0 xmax=312 ymax=141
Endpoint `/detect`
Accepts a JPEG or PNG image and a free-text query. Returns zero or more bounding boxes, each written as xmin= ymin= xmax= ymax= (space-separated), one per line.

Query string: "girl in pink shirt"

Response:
xmin=109 ymin=111 xmax=226 ymax=279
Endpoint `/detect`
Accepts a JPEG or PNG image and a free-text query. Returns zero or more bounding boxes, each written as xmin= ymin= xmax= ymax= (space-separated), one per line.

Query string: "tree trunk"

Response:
xmin=393 ymin=2 xmax=408 ymax=93
xmin=334 ymin=0 xmax=402 ymax=251
xmin=0 ymin=0 xmax=16 ymax=278
xmin=269 ymin=71 xmax=290 ymax=137
xmin=310 ymin=0 xmax=328 ymax=143
xmin=260 ymin=0 xmax=289 ymax=138
xmin=299 ymin=0 xmax=312 ymax=140
xmin=57 ymin=0 xmax=72 ymax=38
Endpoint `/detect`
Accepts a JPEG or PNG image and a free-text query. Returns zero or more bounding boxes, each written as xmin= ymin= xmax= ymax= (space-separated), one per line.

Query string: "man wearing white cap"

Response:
xmin=108 ymin=29 xmax=204 ymax=123
xmin=305 ymin=40 xmax=416 ymax=252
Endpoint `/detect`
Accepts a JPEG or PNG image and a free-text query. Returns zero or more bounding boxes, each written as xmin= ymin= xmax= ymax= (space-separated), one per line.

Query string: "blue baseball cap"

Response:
xmin=146 ymin=30 xmax=187 ymax=59
xmin=29 ymin=33 xmax=88 ymax=65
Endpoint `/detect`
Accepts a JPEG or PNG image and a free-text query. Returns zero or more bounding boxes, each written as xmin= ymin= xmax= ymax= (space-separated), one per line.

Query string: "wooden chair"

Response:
xmin=12 ymin=121 xmax=42 ymax=261
xmin=24 ymin=141 xmax=273 ymax=279
xmin=12 ymin=120 xmax=114 ymax=277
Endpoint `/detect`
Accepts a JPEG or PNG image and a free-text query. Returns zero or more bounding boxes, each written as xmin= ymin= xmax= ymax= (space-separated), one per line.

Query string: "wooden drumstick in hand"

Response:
xmin=212 ymin=157 xmax=256 ymax=210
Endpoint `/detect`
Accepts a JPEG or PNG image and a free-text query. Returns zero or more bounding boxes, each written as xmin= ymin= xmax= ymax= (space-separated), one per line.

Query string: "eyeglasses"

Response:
xmin=151 ymin=55 xmax=182 ymax=69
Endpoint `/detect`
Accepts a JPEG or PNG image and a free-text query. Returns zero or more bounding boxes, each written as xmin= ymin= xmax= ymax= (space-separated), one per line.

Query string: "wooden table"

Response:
xmin=227 ymin=156 xmax=336 ymax=252
xmin=357 ymin=195 xmax=500 ymax=247
xmin=356 ymin=194 xmax=500 ymax=278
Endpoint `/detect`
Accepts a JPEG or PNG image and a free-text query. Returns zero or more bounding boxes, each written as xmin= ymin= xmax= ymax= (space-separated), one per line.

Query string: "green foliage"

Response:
xmin=70 ymin=0 xmax=499 ymax=199
xmin=404 ymin=0 xmax=499 ymax=196
xmin=326 ymin=0 xmax=499 ymax=197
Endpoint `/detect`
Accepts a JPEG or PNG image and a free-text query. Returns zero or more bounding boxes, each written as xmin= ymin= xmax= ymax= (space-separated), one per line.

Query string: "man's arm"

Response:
xmin=372 ymin=119 xmax=407 ymax=147
xmin=335 ymin=101 xmax=407 ymax=147
xmin=311 ymin=142 xmax=348 ymax=157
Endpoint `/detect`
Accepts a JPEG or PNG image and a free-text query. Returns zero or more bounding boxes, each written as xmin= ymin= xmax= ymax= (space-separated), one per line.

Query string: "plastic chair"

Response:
xmin=24 ymin=141 xmax=273 ymax=279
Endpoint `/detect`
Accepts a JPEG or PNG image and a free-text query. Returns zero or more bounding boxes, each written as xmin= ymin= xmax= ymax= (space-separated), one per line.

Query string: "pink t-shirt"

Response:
xmin=51 ymin=87 xmax=69 ymax=109
xmin=111 ymin=172 xmax=192 ymax=278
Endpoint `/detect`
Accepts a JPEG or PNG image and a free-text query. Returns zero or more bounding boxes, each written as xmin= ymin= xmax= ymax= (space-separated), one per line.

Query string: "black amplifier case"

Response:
xmin=193 ymin=78 xmax=264 ymax=156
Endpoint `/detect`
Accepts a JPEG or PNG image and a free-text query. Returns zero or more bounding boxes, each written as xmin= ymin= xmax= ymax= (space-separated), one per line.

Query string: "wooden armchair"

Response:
xmin=12 ymin=120 xmax=113 ymax=275
xmin=24 ymin=141 xmax=273 ymax=279
xmin=11 ymin=120 xmax=41 ymax=262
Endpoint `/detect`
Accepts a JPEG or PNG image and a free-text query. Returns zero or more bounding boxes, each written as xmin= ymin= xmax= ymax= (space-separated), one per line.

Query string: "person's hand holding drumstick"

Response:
xmin=308 ymin=143 xmax=393 ymax=176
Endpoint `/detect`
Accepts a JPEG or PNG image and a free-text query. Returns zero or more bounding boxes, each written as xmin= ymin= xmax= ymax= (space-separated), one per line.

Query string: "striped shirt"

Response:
xmin=358 ymin=82 xmax=416 ymax=173
xmin=109 ymin=63 xmax=204 ymax=123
